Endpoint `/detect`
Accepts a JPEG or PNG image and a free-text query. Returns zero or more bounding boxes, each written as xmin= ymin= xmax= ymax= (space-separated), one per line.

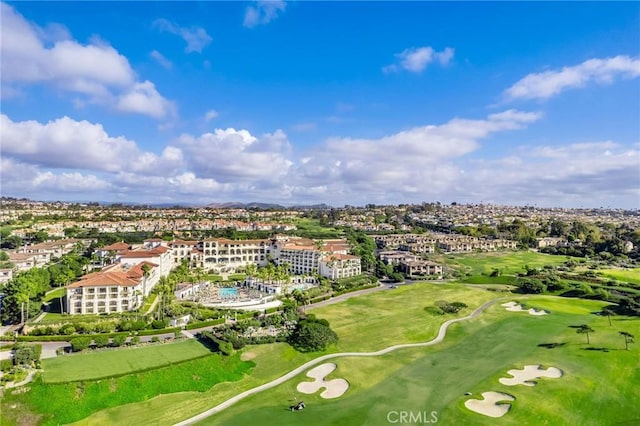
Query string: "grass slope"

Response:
xmin=1 ymin=352 xmax=253 ymax=426
xmin=598 ymin=268 xmax=640 ymax=285
xmin=42 ymin=339 xmax=213 ymax=383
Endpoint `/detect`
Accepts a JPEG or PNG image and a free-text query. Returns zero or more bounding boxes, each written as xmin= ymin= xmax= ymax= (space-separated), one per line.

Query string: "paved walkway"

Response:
xmin=174 ymin=298 xmax=502 ymax=426
xmin=4 ymin=369 xmax=38 ymax=389
xmin=180 ymin=330 xmax=196 ymax=339
xmin=144 ymin=295 xmax=160 ymax=315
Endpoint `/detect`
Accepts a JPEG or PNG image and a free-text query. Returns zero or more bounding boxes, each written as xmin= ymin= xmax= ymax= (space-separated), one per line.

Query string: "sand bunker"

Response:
xmin=296 ymin=363 xmax=349 ymax=399
xmin=499 ymin=364 xmax=563 ymax=386
xmin=465 ymin=391 xmax=515 ymax=418
xmin=501 ymin=301 xmax=548 ymax=316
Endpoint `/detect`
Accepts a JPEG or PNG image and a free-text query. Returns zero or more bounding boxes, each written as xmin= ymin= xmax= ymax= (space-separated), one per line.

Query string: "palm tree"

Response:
xmin=619 ymin=331 xmax=634 ymax=350
xmin=17 ymin=292 xmax=29 ymax=325
xmin=602 ymin=307 xmax=614 ymax=326
xmin=576 ymin=324 xmax=594 ymax=345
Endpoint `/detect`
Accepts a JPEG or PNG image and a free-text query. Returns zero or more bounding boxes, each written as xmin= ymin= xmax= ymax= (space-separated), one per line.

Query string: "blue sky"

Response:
xmin=1 ymin=1 xmax=639 ymax=208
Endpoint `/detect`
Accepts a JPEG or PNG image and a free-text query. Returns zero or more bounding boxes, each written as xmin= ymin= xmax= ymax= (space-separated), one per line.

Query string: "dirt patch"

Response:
xmin=241 ymin=350 xmax=257 ymax=361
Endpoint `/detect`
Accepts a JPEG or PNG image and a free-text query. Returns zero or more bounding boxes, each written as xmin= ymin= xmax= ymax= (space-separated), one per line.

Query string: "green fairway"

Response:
xmin=1 ymin=352 xmax=253 ymax=426
xmin=206 ymin=296 xmax=639 ymax=426
xmin=441 ymin=251 xmax=571 ymax=276
xmin=42 ymin=339 xmax=213 ymax=383
xmin=310 ymin=282 xmax=497 ymax=352
xmin=598 ymin=267 xmax=640 ymax=285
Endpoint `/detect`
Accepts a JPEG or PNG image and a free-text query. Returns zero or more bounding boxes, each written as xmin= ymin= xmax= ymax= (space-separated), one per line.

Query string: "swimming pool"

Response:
xmin=219 ymin=287 xmax=239 ymax=298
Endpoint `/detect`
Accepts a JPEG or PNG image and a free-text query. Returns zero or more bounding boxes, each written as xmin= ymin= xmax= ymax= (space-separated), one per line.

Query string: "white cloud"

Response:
xmin=460 ymin=142 xmax=640 ymax=207
xmin=0 ymin=114 xmax=183 ymax=175
xmin=153 ymin=18 xmax=212 ymax=53
xmin=244 ymin=1 xmax=287 ymax=28
xmin=383 ymin=46 xmax=455 ymax=73
xmin=505 ymin=55 xmax=640 ymax=101
xmin=291 ymin=110 xmax=542 ymax=202
xmin=117 ymin=81 xmax=176 ymax=119
xmin=0 ymin=2 xmax=173 ymax=118
xmin=150 ymin=50 xmax=172 ymax=69
xmin=204 ymin=109 xmax=219 ymax=121
xmin=1 ymin=157 xmax=111 ymax=194
xmin=177 ymin=128 xmax=293 ymax=183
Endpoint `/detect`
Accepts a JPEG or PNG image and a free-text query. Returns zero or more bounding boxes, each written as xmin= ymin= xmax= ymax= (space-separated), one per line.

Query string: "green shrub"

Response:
xmin=93 ymin=335 xmax=110 ymax=348
xmin=59 ymin=324 xmax=76 ymax=335
xmin=70 ymin=336 xmax=91 ymax=352
xmin=0 ymin=359 xmax=14 ymax=371
xmin=111 ymin=334 xmax=127 ymax=347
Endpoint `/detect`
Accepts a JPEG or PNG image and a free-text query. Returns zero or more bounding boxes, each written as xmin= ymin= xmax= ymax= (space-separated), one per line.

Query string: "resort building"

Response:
xmin=65 ymin=261 xmax=161 ymax=315
xmin=318 ymin=253 xmax=362 ymax=280
xmin=201 ymin=238 xmax=269 ymax=272
xmin=399 ymin=260 xmax=443 ymax=278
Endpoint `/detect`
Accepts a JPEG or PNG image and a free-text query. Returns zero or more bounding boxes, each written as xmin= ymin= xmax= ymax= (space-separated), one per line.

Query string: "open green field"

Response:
xmin=291 ymin=218 xmax=343 ymax=238
xmin=598 ymin=267 xmax=640 ymax=285
xmin=4 ymin=283 xmax=638 ymax=426
xmin=441 ymin=251 xmax=572 ymax=276
xmin=42 ymin=339 xmax=213 ymax=383
xmin=310 ymin=282 xmax=497 ymax=352
xmin=1 ymin=352 xmax=253 ymax=426
xmin=205 ymin=296 xmax=639 ymax=426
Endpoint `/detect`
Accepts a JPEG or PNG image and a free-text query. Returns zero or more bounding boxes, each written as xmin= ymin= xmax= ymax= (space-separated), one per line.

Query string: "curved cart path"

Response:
xmin=174 ymin=298 xmax=501 ymax=426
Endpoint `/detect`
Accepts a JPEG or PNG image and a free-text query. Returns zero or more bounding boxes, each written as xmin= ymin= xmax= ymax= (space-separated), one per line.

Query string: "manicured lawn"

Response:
xmin=42 ymin=339 xmax=213 ymax=383
xmin=207 ymin=296 xmax=639 ymax=426
xmin=598 ymin=267 xmax=640 ymax=285
xmin=42 ymin=287 xmax=66 ymax=303
xmin=1 ymin=351 xmax=253 ymax=426
xmin=440 ymin=251 xmax=571 ymax=276
xmin=139 ymin=293 xmax=157 ymax=313
xmin=310 ymin=282 xmax=498 ymax=352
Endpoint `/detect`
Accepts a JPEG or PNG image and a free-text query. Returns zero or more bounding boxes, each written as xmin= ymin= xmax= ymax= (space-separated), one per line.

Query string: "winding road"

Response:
xmin=174 ymin=298 xmax=501 ymax=426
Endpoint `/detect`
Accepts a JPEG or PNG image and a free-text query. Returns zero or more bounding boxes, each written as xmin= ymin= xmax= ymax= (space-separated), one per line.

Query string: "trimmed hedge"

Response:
xmin=136 ymin=327 xmax=181 ymax=336
xmin=310 ymin=294 xmax=331 ymax=304
xmin=185 ymin=318 xmax=225 ymax=330
xmin=332 ymin=283 xmax=379 ymax=297
xmin=16 ymin=327 xmax=180 ymax=342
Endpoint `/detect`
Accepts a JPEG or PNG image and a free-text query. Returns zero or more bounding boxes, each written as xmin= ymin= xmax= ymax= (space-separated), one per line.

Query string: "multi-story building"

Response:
xmin=399 ymin=260 xmax=443 ymax=278
xmin=319 ymin=253 xmax=362 ymax=279
xmin=119 ymin=246 xmax=174 ymax=277
xmin=168 ymin=239 xmax=200 ymax=265
xmin=201 ymin=238 xmax=269 ymax=272
xmin=65 ymin=261 xmax=161 ymax=315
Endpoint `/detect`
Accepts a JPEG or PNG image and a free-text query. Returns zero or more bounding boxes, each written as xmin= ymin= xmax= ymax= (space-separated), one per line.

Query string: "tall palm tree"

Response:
xmin=619 ymin=331 xmax=634 ymax=350
xmin=576 ymin=324 xmax=595 ymax=345
xmin=17 ymin=291 xmax=29 ymax=325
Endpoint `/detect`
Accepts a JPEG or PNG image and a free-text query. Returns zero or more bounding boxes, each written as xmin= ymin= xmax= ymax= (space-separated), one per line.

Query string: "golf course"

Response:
xmin=2 ymin=269 xmax=638 ymax=426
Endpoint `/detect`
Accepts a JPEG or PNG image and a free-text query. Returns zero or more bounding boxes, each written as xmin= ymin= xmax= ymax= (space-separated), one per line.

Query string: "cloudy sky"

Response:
xmin=1 ymin=1 xmax=639 ymax=208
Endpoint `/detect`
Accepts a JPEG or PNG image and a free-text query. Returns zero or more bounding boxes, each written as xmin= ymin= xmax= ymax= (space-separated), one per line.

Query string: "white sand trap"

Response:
xmin=499 ymin=364 xmax=563 ymax=386
xmin=465 ymin=391 xmax=515 ymax=418
xmin=296 ymin=363 xmax=349 ymax=399
xmin=501 ymin=301 xmax=547 ymax=315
